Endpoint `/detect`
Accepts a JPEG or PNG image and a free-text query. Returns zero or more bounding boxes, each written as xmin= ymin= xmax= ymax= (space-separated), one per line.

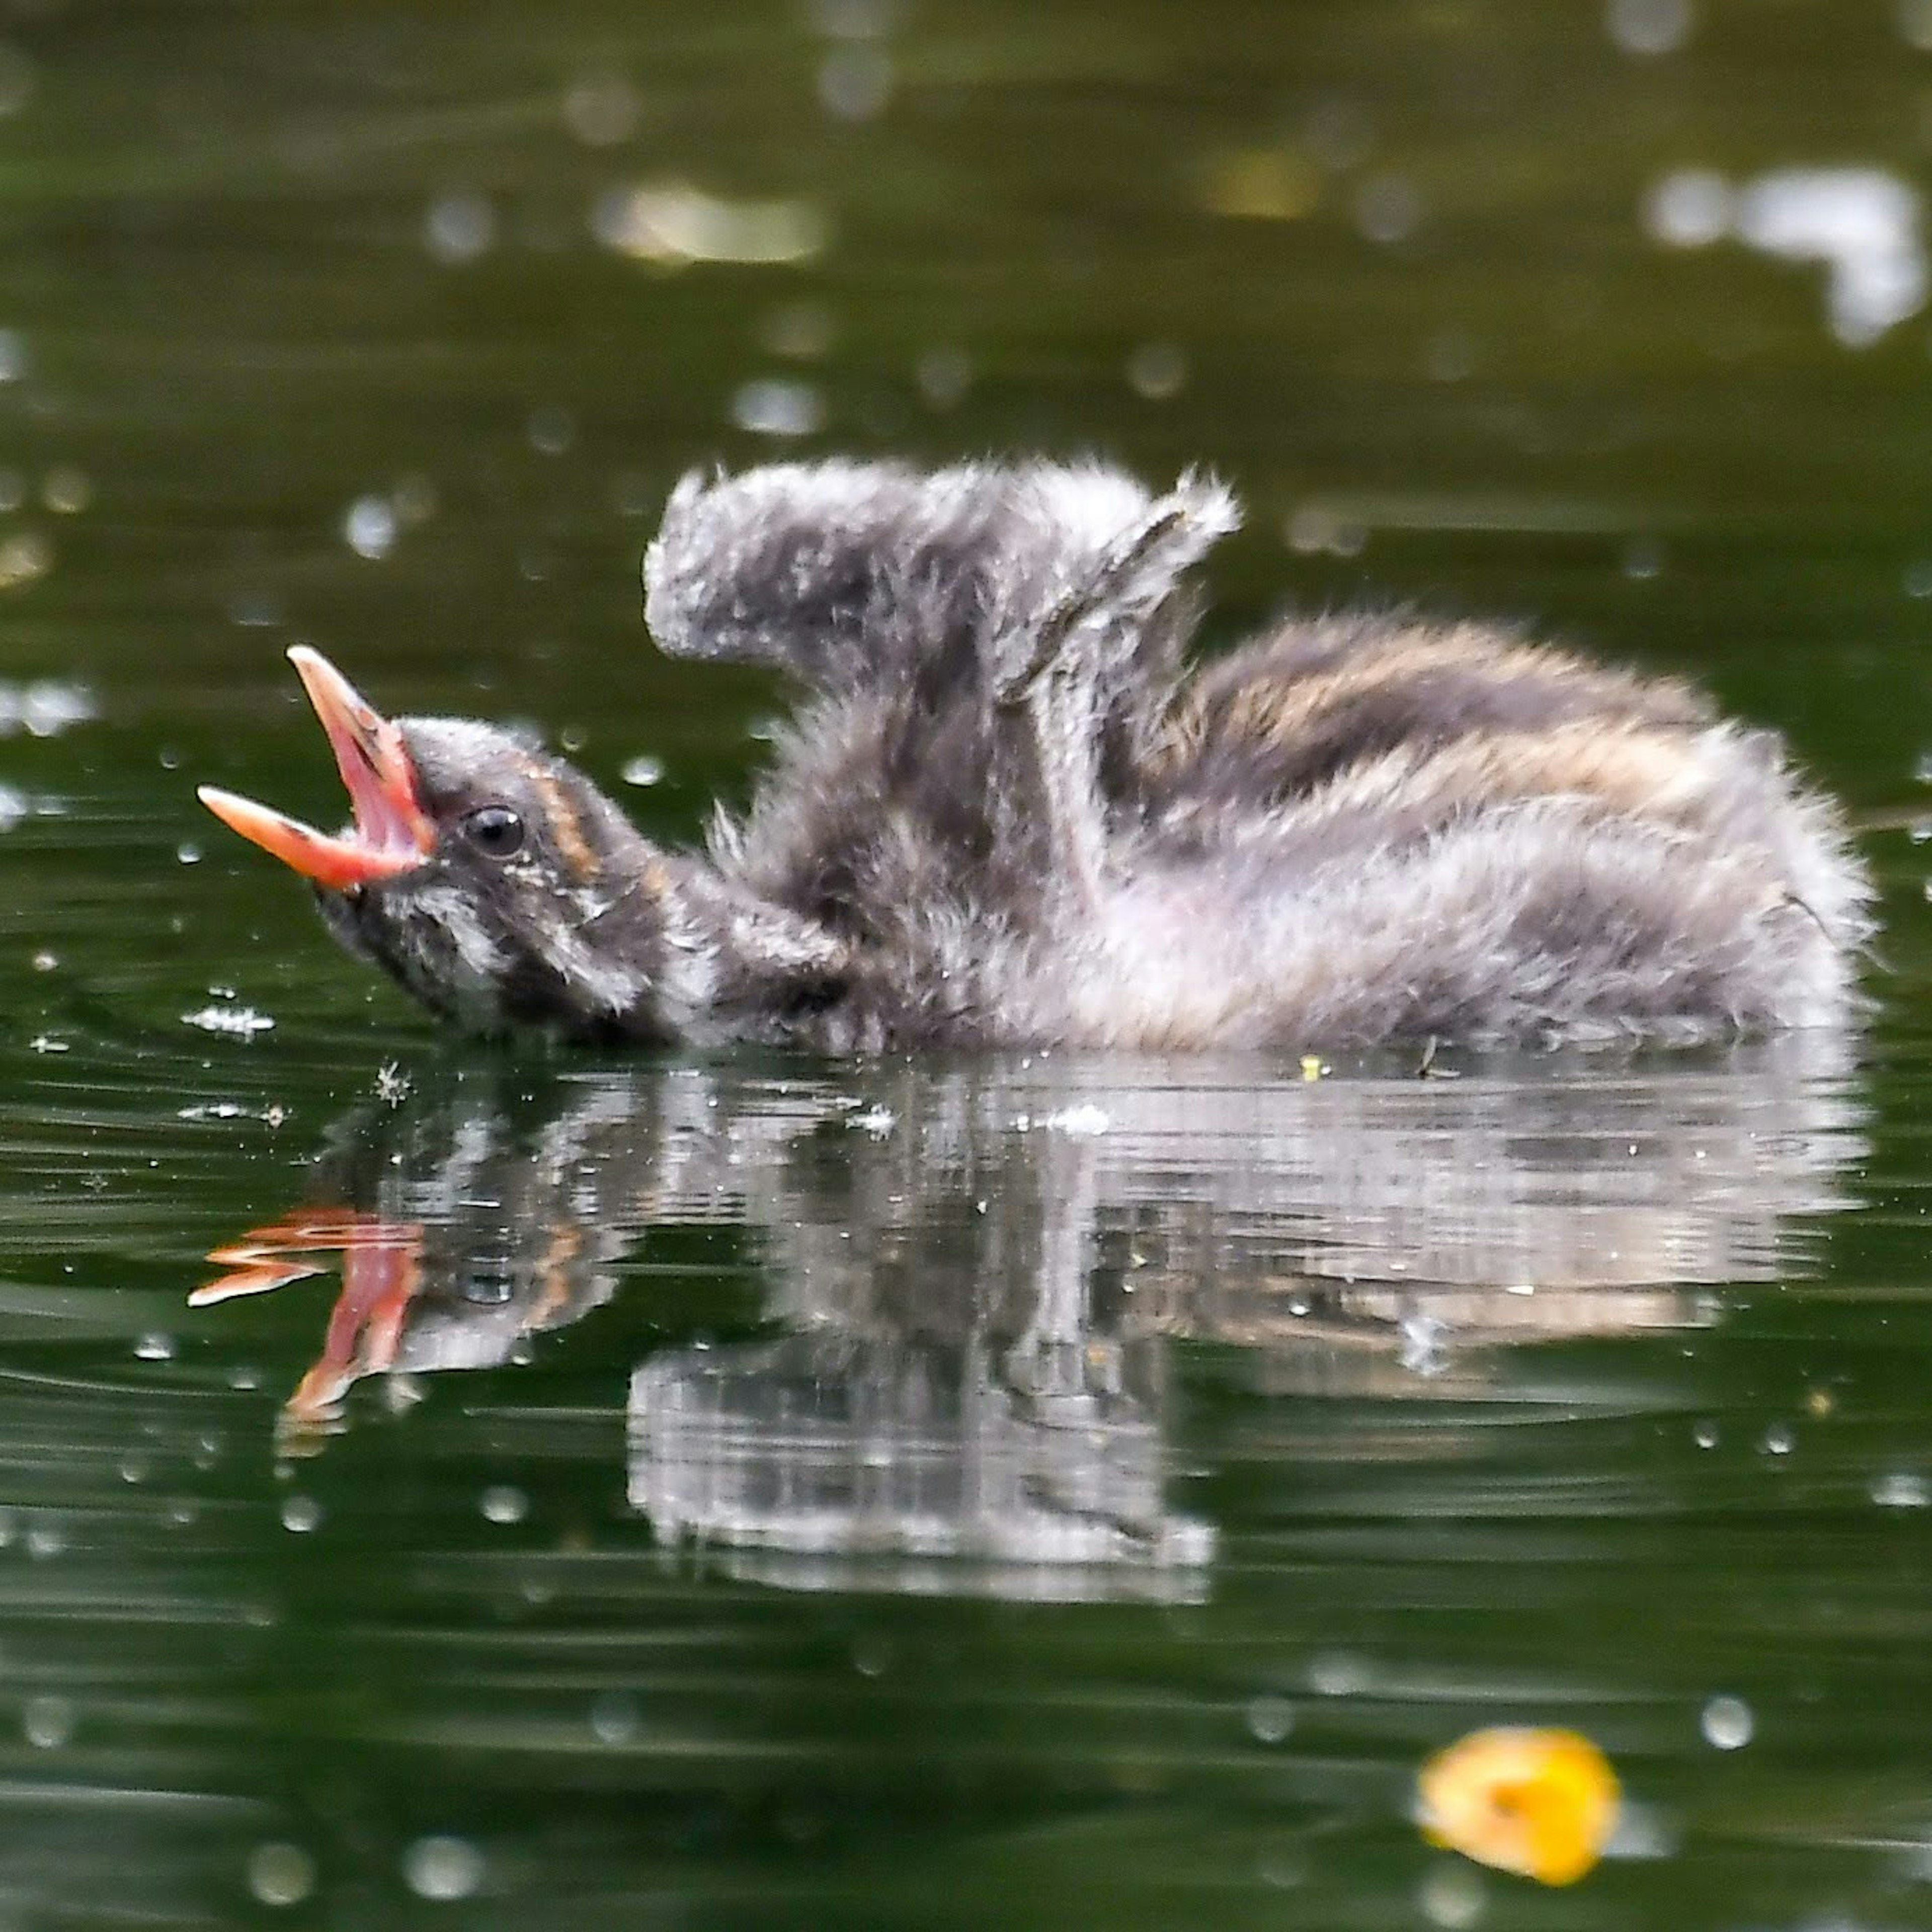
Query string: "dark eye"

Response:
xmin=462 ymin=806 xmax=525 ymax=858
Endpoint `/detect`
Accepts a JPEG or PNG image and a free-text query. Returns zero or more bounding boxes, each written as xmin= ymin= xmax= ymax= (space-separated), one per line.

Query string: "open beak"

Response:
xmin=198 ymin=647 xmax=436 ymax=890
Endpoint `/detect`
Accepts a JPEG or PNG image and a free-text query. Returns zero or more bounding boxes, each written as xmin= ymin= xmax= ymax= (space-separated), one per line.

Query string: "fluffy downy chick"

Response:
xmin=199 ymin=460 xmax=1873 ymax=1051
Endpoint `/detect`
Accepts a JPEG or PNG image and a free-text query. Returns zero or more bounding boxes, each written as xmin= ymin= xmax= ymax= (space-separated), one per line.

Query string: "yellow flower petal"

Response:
xmin=1416 ymin=1727 xmax=1621 ymax=1887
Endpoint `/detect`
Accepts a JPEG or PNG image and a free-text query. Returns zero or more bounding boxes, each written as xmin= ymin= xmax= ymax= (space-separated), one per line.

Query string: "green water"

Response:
xmin=6 ymin=2 xmax=1932 ymax=1925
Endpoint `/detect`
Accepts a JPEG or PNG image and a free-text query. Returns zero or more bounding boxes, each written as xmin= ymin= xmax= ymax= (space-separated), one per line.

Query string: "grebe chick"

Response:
xmin=199 ymin=459 xmax=1872 ymax=1051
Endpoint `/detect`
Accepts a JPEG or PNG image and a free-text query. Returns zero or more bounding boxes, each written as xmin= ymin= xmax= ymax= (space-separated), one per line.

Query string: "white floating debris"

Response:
xmin=1700 ymin=1693 xmax=1754 ymax=1750
xmin=845 ymin=1105 xmax=897 ymax=1138
xmin=591 ymin=180 xmax=828 ymax=266
xmin=620 ymin=754 xmax=665 ymax=787
xmin=182 ymin=1004 xmax=276 ymax=1038
xmin=1872 ymin=1470 xmax=1930 ymax=1508
xmin=1041 ymin=1102 xmax=1111 ymax=1137
xmin=0 ymin=677 xmax=92 ymax=737
xmin=1645 ymin=165 xmax=1926 ymax=347
xmin=27 ymin=1034 xmax=68 ymax=1054
xmin=730 ymin=377 xmax=825 ymax=438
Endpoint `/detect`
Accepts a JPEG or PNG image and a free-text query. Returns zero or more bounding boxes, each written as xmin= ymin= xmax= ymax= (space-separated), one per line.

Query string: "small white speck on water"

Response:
xmin=1873 ymin=1471 xmax=1930 ymax=1509
xmin=424 ymin=190 xmax=496 ymax=264
xmin=22 ymin=1695 xmax=71 ymax=1749
xmin=343 ymin=495 xmax=397 ymax=560
xmin=1693 ymin=1420 xmax=1720 ymax=1449
xmin=1354 ymin=172 xmax=1422 ymax=244
xmin=620 ymin=754 xmax=665 ymax=787
xmin=182 ymin=1004 xmax=275 ymax=1039
xmin=731 ymin=377 xmax=825 ymax=439
xmin=246 ymin=1841 xmax=317 ymax=1908
xmin=1417 ymin=1860 xmax=1486 ymax=1928
xmin=563 ymin=69 xmax=639 ymax=146
xmin=1701 ymin=1694 xmax=1754 ymax=1749
xmin=527 ymin=406 xmax=575 ymax=456
xmin=915 ymin=344 xmax=971 ymax=409
xmin=176 ymin=841 xmax=201 ymax=865
xmin=1245 ymin=1695 xmax=1295 ymax=1744
xmin=1308 ymin=1651 xmax=1369 ymax=1697
xmin=590 ymin=1691 xmax=641 ymax=1745
xmin=1126 ymin=341 xmax=1188 ymax=399
xmin=280 ymin=1495 xmax=324 ymax=1535
xmin=133 ymin=1332 xmax=176 ymax=1362
xmin=403 ymin=1835 xmax=485 ymax=1901
xmin=1606 ymin=0 xmax=1693 ymax=55
xmin=479 ymin=1485 xmax=528 ymax=1525
xmin=1759 ymin=1422 xmax=1795 ymax=1458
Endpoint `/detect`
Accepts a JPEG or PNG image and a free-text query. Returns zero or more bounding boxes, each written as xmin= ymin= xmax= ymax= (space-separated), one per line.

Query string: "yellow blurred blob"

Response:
xmin=1199 ymin=147 xmax=1322 ymax=221
xmin=1416 ymin=1727 xmax=1620 ymax=1886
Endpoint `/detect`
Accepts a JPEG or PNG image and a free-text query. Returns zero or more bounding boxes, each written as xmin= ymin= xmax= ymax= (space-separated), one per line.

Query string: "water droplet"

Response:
xmin=176 ymin=841 xmax=201 ymax=865
xmin=1606 ymin=0 xmax=1694 ymax=55
xmin=562 ymin=70 xmax=639 ymax=147
xmin=901 ymin=351 xmax=972 ymax=423
xmin=1417 ymin=1860 xmax=1486 ymax=1928
xmin=1245 ymin=1695 xmax=1295 ymax=1744
xmin=479 ymin=1485 xmax=528 ymax=1525
xmin=1622 ymin=536 xmax=1666 ymax=580
xmin=402 ymin=1835 xmax=485 ymax=1902
xmin=424 ymin=191 xmax=496 ymax=265
xmin=1700 ymin=1694 xmax=1753 ymax=1749
xmin=730 ymin=378 xmax=825 ymax=438
xmin=280 ymin=1495 xmax=323 ymax=1535
xmin=1759 ymin=1422 xmax=1795 ymax=1457
xmin=247 ymin=1841 xmax=317 ymax=1908
xmin=1693 ymin=1420 xmax=1719 ymax=1450
xmin=41 ymin=466 xmax=89 ymax=515
xmin=1308 ymin=1651 xmax=1367 ymax=1696
xmin=1126 ymin=341 xmax=1188 ymax=400
xmin=1873 ymin=1471 xmax=1930 ymax=1508
xmin=527 ymin=406 xmax=575 ymax=456
xmin=343 ymin=496 xmax=396 ymax=560
xmin=1643 ymin=169 xmax=1732 ymax=247
xmin=0 ymin=529 xmax=52 ymax=589
xmin=22 ymin=1695 xmax=71 ymax=1748
xmin=760 ymin=300 xmax=835 ymax=360
xmin=133 ymin=1332 xmax=176 ymax=1362
xmin=817 ymin=45 xmax=892 ymax=120
xmin=1354 ymin=173 xmax=1421 ymax=245
xmin=590 ymin=1691 xmax=641 ymax=1745
xmin=620 ymin=754 xmax=665 ymax=787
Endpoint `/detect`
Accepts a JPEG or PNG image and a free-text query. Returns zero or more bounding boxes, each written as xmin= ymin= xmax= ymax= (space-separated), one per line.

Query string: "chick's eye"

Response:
xmin=462 ymin=805 xmax=525 ymax=858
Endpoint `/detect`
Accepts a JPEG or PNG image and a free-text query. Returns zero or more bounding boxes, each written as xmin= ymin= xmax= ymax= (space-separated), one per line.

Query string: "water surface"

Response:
xmin=5 ymin=3 xmax=1932 ymax=1925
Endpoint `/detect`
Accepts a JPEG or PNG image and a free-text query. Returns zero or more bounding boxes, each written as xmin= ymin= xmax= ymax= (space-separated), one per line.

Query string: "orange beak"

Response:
xmin=198 ymin=648 xmax=437 ymax=890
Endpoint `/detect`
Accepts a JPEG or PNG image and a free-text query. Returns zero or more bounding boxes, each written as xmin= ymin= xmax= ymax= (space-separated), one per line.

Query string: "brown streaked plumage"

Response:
xmin=197 ymin=460 xmax=1874 ymax=1052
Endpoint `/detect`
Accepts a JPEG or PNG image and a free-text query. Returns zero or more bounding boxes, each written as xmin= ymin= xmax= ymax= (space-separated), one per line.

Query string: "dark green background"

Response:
xmin=5 ymin=2 xmax=1932 ymax=1925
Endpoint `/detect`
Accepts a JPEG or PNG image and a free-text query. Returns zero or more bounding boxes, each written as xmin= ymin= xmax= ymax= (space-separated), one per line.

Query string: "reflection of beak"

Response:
xmin=198 ymin=647 xmax=436 ymax=889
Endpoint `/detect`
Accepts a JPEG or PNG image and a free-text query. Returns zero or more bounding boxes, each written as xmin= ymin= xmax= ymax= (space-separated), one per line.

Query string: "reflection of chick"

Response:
xmin=204 ymin=461 xmax=1869 ymax=1049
